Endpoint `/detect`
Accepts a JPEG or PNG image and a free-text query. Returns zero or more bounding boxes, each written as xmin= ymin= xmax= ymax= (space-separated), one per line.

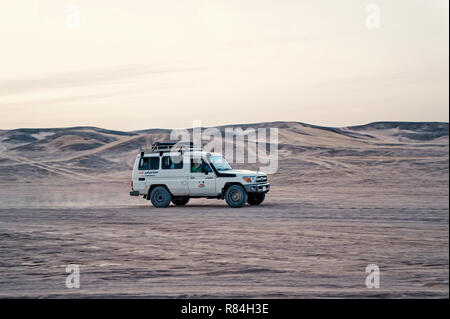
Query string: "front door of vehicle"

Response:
xmin=188 ymin=159 xmax=216 ymax=196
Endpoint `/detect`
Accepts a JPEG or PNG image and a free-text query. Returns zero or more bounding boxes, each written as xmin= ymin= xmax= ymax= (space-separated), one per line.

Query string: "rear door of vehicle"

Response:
xmin=135 ymin=156 xmax=159 ymax=192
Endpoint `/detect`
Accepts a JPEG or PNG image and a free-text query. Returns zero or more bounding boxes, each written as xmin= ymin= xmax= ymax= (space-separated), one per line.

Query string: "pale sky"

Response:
xmin=0 ymin=0 xmax=448 ymax=130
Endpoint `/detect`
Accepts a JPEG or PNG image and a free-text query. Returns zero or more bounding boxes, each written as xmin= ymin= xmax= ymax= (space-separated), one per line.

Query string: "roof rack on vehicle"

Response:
xmin=140 ymin=142 xmax=202 ymax=156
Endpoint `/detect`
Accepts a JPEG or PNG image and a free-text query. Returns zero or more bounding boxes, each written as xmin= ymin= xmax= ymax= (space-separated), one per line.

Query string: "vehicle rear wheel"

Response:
xmin=225 ymin=185 xmax=248 ymax=208
xmin=247 ymin=193 xmax=265 ymax=205
xmin=172 ymin=197 xmax=190 ymax=206
xmin=150 ymin=186 xmax=172 ymax=208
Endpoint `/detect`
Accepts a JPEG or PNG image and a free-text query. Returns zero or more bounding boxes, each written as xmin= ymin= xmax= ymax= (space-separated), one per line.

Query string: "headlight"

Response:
xmin=243 ymin=176 xmax=256 ymax=183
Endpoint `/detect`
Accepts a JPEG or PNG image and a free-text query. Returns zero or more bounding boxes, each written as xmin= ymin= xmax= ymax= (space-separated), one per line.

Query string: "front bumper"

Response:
xmin=129 ymin=190 xmax=140 ymax=197
xmin=244 ymin=183 xmax=270 ymax=194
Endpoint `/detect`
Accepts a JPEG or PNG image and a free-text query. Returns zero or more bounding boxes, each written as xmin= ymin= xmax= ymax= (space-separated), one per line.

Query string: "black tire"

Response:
xmin=150 ymin=186 xmax=172 ymax=208
xmin=172 ymin=197 xmax=190 ymax=206
xmin=247 ymin=193 xmax=265 ymax=205
xmin=225 ymin=185 xmax=248 ymax=208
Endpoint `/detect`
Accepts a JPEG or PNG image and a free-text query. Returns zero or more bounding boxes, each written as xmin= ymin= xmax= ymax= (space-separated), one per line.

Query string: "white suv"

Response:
xmin=129 ymin=142 xmax=270 ymax=208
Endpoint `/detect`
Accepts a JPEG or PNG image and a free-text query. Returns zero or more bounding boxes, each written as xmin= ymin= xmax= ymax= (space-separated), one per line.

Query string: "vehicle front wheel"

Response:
xmin=247 ymin=193 xmax=265 ymax=205
xmin=225 ymin=185 xmax=248 ymax=208
xmin=150 ymin=186 xmax=172 ymax=208
xmin=172 ymin=197 xmax=190 ymax=206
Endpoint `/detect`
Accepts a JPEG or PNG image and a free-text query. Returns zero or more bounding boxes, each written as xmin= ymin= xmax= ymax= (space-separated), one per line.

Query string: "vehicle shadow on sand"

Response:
xmin=128 ymin=202 xmax=280 ymax=210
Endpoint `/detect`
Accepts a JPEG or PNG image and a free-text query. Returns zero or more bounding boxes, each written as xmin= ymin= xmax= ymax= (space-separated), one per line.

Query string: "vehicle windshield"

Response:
xmin=209 ymin=155 xmax=233 ymax=171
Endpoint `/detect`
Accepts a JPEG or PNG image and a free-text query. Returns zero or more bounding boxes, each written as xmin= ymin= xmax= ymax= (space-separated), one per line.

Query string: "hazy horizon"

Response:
xmin=1 ymin=119 xmax=449 ymax=132
xmin=0 ymin=0 xmax=448 ymax=131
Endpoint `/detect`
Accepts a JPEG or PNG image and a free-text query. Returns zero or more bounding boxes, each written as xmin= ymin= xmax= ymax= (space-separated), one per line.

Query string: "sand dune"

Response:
xmin=0 ymin=121 xmax=447 ymax=180
xmin=0 ymin=121 xmax=448 ymax=298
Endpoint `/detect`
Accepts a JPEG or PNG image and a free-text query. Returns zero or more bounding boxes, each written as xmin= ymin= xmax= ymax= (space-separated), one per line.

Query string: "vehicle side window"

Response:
xmin=138 ymin=157 xmax=149 ymax=170
xmin=202 ymin=162 xmax=212 ymax=173
xmin=138 ymin=157 xmax=160 ymax=170
xmin=191 ymin=159 xmax=212 ymax=173
xmin=149 ymin=157 xmax=159 ymax=170
xmin=162 ymin=156 xmax=183 ymax=169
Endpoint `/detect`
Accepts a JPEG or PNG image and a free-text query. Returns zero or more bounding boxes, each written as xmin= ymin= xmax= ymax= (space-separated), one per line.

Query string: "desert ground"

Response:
xmin=0 ymin=121 xmax=448 ymax=298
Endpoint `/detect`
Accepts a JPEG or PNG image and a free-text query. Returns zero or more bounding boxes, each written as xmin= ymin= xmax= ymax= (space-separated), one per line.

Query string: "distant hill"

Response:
xmin=348 ymin=122 xmax=449 ymax=141
xmin=0 ymin=121 xmax=448 ymax=181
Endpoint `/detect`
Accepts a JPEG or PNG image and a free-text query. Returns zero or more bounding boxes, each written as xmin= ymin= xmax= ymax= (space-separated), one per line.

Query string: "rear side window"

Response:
xmin=138 ymin=157 xmax=159 ymax=170
xmin=162 ymin=156 xmax=183 ymax=169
